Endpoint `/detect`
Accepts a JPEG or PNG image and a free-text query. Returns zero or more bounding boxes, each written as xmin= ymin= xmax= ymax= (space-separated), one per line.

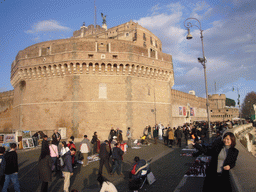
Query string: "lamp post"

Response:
xmin=184 ymin=18 xmax=212 ymax=143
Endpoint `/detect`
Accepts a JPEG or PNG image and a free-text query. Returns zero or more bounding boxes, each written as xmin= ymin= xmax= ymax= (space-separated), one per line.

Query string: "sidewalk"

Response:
xmin=14 ymin=138 xmax=205 ymax=192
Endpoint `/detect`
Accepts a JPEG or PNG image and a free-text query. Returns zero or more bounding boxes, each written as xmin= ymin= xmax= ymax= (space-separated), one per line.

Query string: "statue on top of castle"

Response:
xmin=101 ymin=13 xmax=107 ymax=24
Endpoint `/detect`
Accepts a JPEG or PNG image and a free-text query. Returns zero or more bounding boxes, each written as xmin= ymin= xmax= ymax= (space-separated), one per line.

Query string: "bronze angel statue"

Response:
xmin=101 ymin=13 xmax=107 ymax=24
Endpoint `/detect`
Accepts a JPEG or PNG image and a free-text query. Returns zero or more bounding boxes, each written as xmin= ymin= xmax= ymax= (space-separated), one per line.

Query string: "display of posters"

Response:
xmin=179 ymin=107 xmax=183 ymax=116
xmin=22 ymin=138 xmax=34 ymax=149
xmin=190 ymin=107 xmax=195 ymax=116
xmin=22 ymin=131 xmax=31 ymax=138
xmin=183 ymin=107 xmax=186 ymax=116
xmin=0 ymin=134 xmax=4 ymax=144
xmin=4 ymin=134 xmax=16 ymax=143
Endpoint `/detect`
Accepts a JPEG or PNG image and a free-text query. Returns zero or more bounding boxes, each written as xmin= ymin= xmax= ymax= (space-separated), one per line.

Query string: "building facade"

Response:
xmin=0 ymin=21 xmax=239 ymax=139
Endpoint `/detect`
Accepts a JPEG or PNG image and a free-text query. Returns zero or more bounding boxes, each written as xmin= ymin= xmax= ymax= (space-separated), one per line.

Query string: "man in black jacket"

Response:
xmin=62 ymin=148 xmax=75 ymax=192
xmin=52 ymin=129 xmax=61 ymax=146
xmin=2 ymin=143 xmax=20 ymax=192
xmin=98 ymin=140 xmax=111 ymax=175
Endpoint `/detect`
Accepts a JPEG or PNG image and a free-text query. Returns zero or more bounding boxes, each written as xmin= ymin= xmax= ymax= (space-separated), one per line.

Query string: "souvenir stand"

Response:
xmin=22 ymin=130 xmax=34 ymax=149
xmin=0 ymin=132 xmax=17 ymax=151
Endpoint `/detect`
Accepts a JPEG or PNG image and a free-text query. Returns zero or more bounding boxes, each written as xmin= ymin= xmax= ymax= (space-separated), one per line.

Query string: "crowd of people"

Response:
xmin=0 ymin=119 xmax=245 ymax=192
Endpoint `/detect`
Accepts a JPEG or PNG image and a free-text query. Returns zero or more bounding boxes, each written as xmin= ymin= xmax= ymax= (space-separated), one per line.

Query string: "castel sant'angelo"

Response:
xmin=0 ymin=17 xmax=238 ymax=139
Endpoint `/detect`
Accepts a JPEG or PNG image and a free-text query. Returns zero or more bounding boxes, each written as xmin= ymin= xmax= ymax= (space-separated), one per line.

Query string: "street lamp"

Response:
xmin=184 ymin=18 xmax=212 ymax=143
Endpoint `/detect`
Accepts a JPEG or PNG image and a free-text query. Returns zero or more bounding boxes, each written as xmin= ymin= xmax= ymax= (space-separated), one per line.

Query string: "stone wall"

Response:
xmin=0 ymin=90 xmax=14 ymax=132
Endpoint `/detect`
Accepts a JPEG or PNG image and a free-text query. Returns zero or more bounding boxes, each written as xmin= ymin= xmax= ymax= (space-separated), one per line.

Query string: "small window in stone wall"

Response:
xmin=143 ymin=42 xmax=146 ymax=47
xmin=99 ymin=83 xmax=107 ymax=99
xmin=113 ymin=55 xmax=118 ymax=59
xmin=143 ymin=33 xmax=146 ymax=41
xmin=88 ymin=54 xmax=94 ymax=58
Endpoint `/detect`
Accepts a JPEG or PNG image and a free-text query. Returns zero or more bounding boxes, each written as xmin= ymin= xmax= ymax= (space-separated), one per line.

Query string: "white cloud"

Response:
xmin=25 ymin=20 xmax=71 ymax=34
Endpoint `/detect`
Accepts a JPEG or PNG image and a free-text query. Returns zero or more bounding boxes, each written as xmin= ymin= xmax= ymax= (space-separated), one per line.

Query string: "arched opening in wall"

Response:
xmin=43 ymin=66 xmax=47 ymax=76
xmin=131 ymin=64 xmax=135 ymax=75
xmin=141 ymin=66 xmax=144 ymax=76
xmin=81 ymin=63 xmax=86 ymax=73
xmin=69 ymin=63 xmax=74 ymax=74
xmin=76 ymin=63 xmax=80 ymax=72
xmin=95 ymin=63 xmax=99 ymax=74
xmin=63 ymin=64 xmax=68 ymax=74
xmin=149 ymin=68 xmax=153 ymax=77
xmin=29 ymin=68 xmax=33 ymax=78
xmin=113 ymin=64 xmax=117 ymax=74
xmin=57 ymin=64 xmax=62 ymax=75
xmin=38 ymin=66 xmax=42 ymax=77
xmin=101 ymin=63 xmax=105 ymax=73
xmin=19 ymin=80 xmax=26 ymax=92
xmin=145 ymin=67 xmax=149 ymax=77
xmin=89 ymin=63 xmax=93 ymax=72
xmin=153 ymin=69 xmax=156 ymax=78
xmin=107 ymin=63 xmax=111 ymax=74
xmin=125 ymin=64 xmax=130 ymax=75
xmin=119 ymin=64 xmax=123 ymax=73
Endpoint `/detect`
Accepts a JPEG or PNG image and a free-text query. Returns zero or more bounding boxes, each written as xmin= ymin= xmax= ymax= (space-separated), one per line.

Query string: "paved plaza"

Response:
xmin=9 ymin=139 xmax=204 ymax=192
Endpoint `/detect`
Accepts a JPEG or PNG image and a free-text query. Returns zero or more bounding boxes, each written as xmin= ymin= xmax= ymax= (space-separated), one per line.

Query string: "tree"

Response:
xmin=226 ymin=98 xmax=236 ymax=107
xmin=241 ymin=91 xmax=256 ymax=120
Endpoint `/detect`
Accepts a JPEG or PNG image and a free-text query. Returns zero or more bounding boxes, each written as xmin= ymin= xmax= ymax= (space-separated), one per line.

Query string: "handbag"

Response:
xmin=59 ymin=156 xmax=65 ymax=168
xmin=147 ymin=172 xmax=156 ymax=185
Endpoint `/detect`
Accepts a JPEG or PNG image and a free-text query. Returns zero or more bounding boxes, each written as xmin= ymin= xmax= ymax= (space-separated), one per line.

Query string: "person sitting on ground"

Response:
xmin=140 ymin=135 xmax=148 ymax=145
xmin=97 ymin=174 xmax=118 ymax=192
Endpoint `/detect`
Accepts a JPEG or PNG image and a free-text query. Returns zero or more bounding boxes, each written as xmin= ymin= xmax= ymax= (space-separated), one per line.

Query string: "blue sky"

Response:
xmin=0 ymin=0 xmax=255 ymax=106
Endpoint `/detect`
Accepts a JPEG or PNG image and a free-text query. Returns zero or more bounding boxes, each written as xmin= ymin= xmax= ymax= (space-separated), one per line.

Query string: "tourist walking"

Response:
xmin=98 ymin=140 xmax=111 ymax=175
xmin=153 ymin=127 xmax=158 ymax=144
xmin=2 ymin=143 xmax=20 ymax=192
xmin=126 ymin=127 xmax=132 ymax=148
xmin=80 ymin=135 xmax=91 ymax=167
xmin=168 ymin=128 xmax=174 ymax=148
xmin=32 ymin=131 xmax=39 ymax=147
xmin=38 ymin=141 xmax=52 ymax=192
xmin=49 ymin=141 xmax=59 ymax=172
xmin=176 ymin=127 xmax=183 ymax=147
xmin=111 ymin=143 xmax=124 ymax=176
xmin=91 ymin=132 xmax=99 ymax=154
xmin=0 ymin=147 xmax=6 ymax=191
xmin=183 ymin=127 xmax=190 ymax=146
xmin=62 ymin=148 xmax=75 ymax=192
xmin=52 ymin=129 xmax=61 ymax=146
xmin=148 ymin=125 xmax=152 ymax=139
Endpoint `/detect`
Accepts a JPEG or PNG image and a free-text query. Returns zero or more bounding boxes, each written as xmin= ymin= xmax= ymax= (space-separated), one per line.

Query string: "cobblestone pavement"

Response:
xmin=8 ymin=139 xmax=204 ymax=192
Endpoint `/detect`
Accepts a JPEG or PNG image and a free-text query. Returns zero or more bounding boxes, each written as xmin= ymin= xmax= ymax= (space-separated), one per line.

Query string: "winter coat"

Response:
xmin=99 ymin=142 xmax=110 ymax=159
xmin=168 ymin=130 xmax=174 ymax=140
xmin=38 ymin=155 xmax=52 ymax=182
xmin=62 ymin=151 xmax=73 ymax=173
xmin=112 ymin=147 xmax=124 ymax=161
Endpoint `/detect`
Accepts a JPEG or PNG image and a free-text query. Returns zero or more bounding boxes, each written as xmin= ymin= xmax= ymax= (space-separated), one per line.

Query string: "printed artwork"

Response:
xmin=4 ymin=134 xmax=16 ymax=143
xmin=22 ymin=138 xmax=34 ymax=148
xmin=183 ymin=107 xmax=186 ymax=116
xmin=22 ymin=131 xmax=31 ymax=138
xmin=0 ymin=135 xmax=4 ymax=143
xmin=179 ymin=107 xmax=183 ymax=116
xmin=190 ymin=107 xmax=195 ymax=116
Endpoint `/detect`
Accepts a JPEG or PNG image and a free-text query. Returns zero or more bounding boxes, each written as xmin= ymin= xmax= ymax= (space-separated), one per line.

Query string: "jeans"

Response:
xmin=51 ymin=157 xmax=57 ymax=171
xmin=2 ymin=173 xmax=20 ymax=192
xmin=33 ymin=137 xmax=38 ymax=147
xmin=112 ymin=159 xmax=122 ymax=175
